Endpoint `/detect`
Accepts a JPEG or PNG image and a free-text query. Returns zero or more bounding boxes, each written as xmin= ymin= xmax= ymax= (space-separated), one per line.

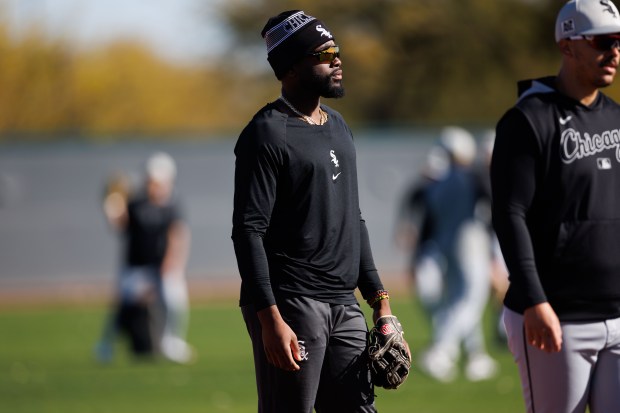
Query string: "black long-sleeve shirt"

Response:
xmin=491 ymin=76 xmax=620 ymax=321
xmin=232 ymin=102 xmax=384 ymax=310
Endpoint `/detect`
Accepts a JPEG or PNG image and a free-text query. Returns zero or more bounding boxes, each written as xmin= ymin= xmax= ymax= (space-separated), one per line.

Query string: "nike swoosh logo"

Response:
xmin=559 ymin=115 xmax=572 ymax=125
xmin=332 ymin=172 xmax=341 ymax=181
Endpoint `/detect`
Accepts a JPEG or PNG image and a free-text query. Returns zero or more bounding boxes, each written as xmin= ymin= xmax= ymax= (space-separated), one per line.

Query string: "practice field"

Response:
xmin=0 ymin=297 xmax=525 ymax=413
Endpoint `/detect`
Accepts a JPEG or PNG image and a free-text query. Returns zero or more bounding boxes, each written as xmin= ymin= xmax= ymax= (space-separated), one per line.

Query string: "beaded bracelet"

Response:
xmin=367 ymin=289 xmax=390 ymax=308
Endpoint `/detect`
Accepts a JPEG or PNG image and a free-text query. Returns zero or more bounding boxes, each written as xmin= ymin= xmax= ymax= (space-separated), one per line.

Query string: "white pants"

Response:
xmin=160 ymin=275 xmax=193 ymax=363
xmin=504 ymin=307 xmax=620 ymax=413
xmin=422 ymin=221 xmax=492 ymax=360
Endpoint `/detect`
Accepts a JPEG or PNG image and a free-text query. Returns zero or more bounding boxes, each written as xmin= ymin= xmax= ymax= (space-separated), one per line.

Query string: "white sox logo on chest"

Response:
xmin=560 ymin=127 xmax=620 ymax=167
xmin=330 ymin=150 xmax=341 ymax=181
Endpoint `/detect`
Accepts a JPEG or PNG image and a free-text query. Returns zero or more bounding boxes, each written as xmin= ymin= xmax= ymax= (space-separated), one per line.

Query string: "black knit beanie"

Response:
xmin=261 ymin=10 xmax=335 ymax=79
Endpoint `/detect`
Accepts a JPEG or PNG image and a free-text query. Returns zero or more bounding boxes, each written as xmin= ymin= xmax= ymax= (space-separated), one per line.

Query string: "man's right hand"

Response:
xmin=257 ymin=305 xmax=301 ymax=371
xmin=523 ymin=302 xmax=563 ymax=353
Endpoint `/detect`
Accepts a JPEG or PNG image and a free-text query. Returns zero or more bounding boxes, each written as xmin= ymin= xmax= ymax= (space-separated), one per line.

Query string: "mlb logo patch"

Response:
xmin=562 ymin=19 xmax=575 ymax=34
xmin=597 ymin=158 xmax=612 ymax=170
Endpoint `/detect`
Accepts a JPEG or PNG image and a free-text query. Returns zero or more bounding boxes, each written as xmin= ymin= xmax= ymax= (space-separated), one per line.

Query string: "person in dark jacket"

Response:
xmin=232 ymin=10 xmax=408 ymax=412
xmin=491 ymin=1 xmax=620 ymax=412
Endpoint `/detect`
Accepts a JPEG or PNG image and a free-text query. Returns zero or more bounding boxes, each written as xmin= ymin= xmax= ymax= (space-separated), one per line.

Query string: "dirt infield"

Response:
xmin=0 ymin=271 xmax=411 ymax=309
xmin=0 ymin=276 xmax=237 ymax=308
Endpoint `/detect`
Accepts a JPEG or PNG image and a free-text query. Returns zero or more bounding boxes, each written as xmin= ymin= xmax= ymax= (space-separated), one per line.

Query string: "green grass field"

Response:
xmin=0 ymin=297 xmax=525 ymax=413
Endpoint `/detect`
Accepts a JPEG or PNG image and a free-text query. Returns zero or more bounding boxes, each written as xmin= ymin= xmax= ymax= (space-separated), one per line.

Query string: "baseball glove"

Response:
xmin=368 ymin=315 xmax=411 ymax=389
xmin=102 ymin=172 xmax=132 ymax=222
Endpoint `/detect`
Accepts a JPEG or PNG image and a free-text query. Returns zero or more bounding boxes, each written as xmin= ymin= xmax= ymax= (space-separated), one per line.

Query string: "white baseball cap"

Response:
xmin=146 ymin=152 xmax=177 ymax=183
xmin=439 ymin=126 xmax=477 ymax=166
xmin=555 ymin=0 xmax=620 ymax=42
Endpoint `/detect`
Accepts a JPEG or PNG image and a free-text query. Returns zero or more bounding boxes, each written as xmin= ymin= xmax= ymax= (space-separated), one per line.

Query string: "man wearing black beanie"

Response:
xmin=232 ymin=9 xmax=409 ymax=413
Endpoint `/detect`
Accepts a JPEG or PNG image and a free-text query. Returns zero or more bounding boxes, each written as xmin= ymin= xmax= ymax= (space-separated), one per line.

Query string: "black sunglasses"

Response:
xmin=569 ymin=34 xmax=620 ymax=51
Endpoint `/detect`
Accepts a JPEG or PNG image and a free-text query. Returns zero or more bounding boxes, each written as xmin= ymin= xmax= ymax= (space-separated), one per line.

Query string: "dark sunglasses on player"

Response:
xmin=308 ymin=46 xmax=340 ymax=63
xmin=569 ymin=34 xmax=620 ymax=51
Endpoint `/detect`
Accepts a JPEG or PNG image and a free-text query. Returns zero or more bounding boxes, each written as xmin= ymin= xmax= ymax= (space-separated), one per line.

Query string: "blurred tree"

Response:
xmin=0 ymin=21 xmax=269 ymax=138
xmin=0 ymin=26 xmax=75 ymax=134
xmin=218 ymin=0 xmax=602 ymax=126
xmin=70 ymin=43 xmax=278 ymax=136
xmin=2 ymin=0 xmax=620 ymax=138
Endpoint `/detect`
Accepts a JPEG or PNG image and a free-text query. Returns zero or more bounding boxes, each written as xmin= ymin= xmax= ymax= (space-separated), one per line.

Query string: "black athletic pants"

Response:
xmin=242 ymin=296 xmax=376 ymax=413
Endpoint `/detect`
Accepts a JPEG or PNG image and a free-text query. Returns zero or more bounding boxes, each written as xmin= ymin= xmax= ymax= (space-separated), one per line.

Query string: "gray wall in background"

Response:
xmin=0 ymin=128 xmax=479 ymax=289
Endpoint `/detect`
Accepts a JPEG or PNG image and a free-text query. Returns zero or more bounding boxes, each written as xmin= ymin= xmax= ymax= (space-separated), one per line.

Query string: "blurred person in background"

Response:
xmin=492 ymin=0 xmax=620 ymax=411
xmin=395 ymin=126 xmax=498 ymax=382
xmin=395 ymin=141 xmax=449 ymax=320
xmin=96 ymin=152 xmax=193 ymax=364
xmin=475 ymin=130 xmax=510 ymax=344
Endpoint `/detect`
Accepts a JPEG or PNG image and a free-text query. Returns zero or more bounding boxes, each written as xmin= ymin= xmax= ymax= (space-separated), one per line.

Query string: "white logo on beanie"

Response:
xmin=316 ymin=25 xmax=332 ymax=38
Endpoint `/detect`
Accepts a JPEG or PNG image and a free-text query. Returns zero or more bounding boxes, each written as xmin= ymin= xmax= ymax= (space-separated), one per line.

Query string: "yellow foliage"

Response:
xmin=2 ymin=0 xmax=620 ymax=139
xmin=0 ymin=25 xmax=267 ymax=139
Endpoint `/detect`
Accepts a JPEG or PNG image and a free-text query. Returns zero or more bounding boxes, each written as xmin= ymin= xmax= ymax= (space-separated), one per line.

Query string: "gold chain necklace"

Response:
xmin=279 ymin=95 xmax=328 ymax=125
